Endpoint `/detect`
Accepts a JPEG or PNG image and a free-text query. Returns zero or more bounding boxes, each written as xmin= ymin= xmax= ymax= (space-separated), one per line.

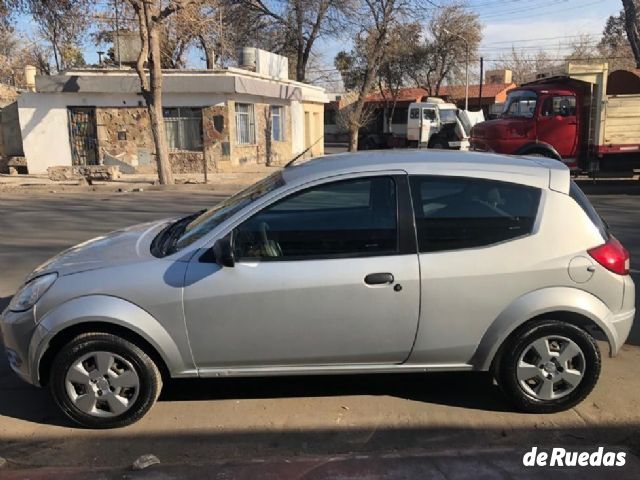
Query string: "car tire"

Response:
xmin=496 ymin=320 xmax=601 ymax=413
xmin=50 ymin=332 xmax=162 ymax=429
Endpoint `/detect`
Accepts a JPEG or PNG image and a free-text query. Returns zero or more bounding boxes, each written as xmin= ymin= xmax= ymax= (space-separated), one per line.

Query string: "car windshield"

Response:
xmin=172 ymin=172 xmax=286 ymax=251
xmin=439 ymin=109 xmax=458 ymax=123
xmin=502 ymin=91 xmax=537 ymax=118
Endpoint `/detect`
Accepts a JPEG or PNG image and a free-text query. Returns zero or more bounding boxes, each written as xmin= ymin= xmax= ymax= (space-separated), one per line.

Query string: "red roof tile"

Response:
xmin=365 ymin=83 xmax=515 ymax=103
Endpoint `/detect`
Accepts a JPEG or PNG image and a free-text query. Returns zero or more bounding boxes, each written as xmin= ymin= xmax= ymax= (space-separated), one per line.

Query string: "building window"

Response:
xmin=163 ymin=107 xmax=203 ymax=151
xmin=235 ymin=103 xmax=255 ymax=144
xmin=271 ymin=106 xmax=284 ymax=141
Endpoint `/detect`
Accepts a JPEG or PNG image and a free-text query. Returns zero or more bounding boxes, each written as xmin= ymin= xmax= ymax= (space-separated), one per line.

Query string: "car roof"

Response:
xmin=282 ymin=150 xmax=569 ymax=193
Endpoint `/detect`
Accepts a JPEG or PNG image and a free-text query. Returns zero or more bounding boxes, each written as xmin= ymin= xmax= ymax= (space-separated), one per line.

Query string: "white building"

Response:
xmin=16 ymin=50 xmax=327 ymax=174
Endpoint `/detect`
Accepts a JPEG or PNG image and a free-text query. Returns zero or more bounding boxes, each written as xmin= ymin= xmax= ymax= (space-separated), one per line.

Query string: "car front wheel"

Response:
xmin=50 ymin=332 xmax=162 ymax=428
xmin=497 ymin=320 xmax=601 ymax=413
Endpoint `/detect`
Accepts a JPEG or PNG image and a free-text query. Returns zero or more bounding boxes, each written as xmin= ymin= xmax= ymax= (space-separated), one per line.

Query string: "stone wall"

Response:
xmin=169 ymin=151 xmax=205 ymax=174
xmin=94 ymin=100 xmax=301 ymax=175
xmin=96 ymin=107 xmax=155 ymax=170
xmin=203 ymin=105 xmax=232 ymax=173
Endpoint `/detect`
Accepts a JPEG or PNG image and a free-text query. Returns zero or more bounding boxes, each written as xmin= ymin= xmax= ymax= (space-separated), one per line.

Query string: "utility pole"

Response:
xmin=478 ymin=57 xmax=484 ymax=112
xmin=114 ymin=0 xmax=122 ymax=68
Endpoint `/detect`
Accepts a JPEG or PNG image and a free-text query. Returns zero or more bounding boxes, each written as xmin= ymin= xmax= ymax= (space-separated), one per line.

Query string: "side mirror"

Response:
xmin=212 ymin=235 xmax=235 ymax=268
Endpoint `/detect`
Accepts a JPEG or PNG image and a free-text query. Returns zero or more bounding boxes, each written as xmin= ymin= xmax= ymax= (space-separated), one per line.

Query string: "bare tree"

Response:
xmin=241 ymin=0 xmax=347 ymax=81
xmin=127 ymin=0 xmax=196 ymax=185
xmin=335 ymin=0 xmax=413 ymax=152
xmin=406 ymin=4 xmax=481 ymax=96
xmin=564 ymin=33 xmax=599 ymax=63
xmin=622 ymin=0 xmax=640 ymax=68
xmin=26 ymin=0 xmax=91 ymax=72
xmin=493 ymin=48 xmax=557 ymax=85
xmin=598 ymin=10 xmax=636 ymax=70
xmin=335 ymin=91 xmax=375 ymax=137
xmin=376 ymin=22 xmax=420 ymax=133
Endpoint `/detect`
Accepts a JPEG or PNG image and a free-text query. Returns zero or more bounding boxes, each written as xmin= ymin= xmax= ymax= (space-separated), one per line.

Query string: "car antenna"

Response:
xmin=284 ymin=135 xmax=324 ymax=168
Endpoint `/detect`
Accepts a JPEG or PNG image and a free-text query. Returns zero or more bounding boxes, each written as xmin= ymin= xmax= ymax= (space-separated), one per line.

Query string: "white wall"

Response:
xmin=290 ymin=100 xmax=304 ymax=155
xmin=18 ymin=93 xmax=74 ymax=173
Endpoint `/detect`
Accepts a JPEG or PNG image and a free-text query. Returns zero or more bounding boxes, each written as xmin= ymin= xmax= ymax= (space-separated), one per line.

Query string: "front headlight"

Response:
xmin=9 ymin=273 xmax=58 ymax=312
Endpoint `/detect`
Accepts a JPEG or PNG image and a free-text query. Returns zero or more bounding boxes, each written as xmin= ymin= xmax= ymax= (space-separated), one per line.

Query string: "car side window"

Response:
xmin=233 ymin=177 xmax=398 ymax=260
xmin=409 ymin=175 xmax=541 ymax=253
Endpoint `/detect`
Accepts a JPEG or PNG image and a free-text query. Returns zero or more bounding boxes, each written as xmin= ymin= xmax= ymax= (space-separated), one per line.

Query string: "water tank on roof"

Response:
xmin=238 ymin=47 xmax=257 ymax=71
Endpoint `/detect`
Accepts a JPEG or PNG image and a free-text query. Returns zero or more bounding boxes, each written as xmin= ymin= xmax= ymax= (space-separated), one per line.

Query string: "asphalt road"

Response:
xmin=1 ymin=187 xmax=640 ymax=478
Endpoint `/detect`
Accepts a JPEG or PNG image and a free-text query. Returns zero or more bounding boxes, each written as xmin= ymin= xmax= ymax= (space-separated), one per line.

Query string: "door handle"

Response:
xmin=364 ymin=273 xmax=394 ymax=285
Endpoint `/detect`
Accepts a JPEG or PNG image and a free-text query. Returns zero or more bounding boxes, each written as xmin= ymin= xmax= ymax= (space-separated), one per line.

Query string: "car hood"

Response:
xmin=29 ymin=219 xmax=172 ymax=280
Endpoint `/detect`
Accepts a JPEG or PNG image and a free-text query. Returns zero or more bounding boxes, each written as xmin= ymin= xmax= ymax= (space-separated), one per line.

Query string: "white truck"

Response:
xmin=358 ymin=97 xmax=484 ymax=150
xmin=406 ymin=98 xmax=484 ymax=150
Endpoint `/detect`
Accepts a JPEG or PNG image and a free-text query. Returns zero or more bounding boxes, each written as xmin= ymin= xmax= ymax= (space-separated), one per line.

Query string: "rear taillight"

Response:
xmin=588 ymin=235 xmax=630 ymax=275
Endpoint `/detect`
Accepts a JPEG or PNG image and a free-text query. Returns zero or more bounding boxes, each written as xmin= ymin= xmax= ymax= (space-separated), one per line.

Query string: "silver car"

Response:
xmin=1 ymin=151 xmax=635 ymax=428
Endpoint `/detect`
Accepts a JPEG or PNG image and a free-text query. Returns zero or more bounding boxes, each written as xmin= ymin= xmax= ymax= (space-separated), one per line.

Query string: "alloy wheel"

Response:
xmin=64 ymin=351 xmax=140 ymax=417
xmin=516 ymin=335 xmax=586 ymax=401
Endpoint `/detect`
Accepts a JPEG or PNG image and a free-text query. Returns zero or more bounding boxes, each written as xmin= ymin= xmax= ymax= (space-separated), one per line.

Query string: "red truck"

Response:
xmin=470 ymin=63 xmax=640 ymax=173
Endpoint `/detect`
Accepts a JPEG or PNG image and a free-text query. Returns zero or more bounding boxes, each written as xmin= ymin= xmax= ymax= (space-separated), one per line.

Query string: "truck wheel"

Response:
xmin=496 ymin=320 xmax=600 ymax=413
xmin=429 ymin=138 xmax=446 ymax=149
xmin=50 ymin=332 xmax=162 ymax=429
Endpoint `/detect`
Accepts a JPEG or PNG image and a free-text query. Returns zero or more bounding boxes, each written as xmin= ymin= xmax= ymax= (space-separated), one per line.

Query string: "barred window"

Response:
xmin=163 ymin=107 xmax=203 ymax=151
xmin=236 ymin=103 xmax=255 ymax=144
xmin=271 ymin=106 xmax=284 ymax=141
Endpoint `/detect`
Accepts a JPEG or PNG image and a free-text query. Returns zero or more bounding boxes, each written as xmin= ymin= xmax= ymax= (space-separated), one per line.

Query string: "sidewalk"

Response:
xmin=0 ymin=168 xmax=277 ymax=193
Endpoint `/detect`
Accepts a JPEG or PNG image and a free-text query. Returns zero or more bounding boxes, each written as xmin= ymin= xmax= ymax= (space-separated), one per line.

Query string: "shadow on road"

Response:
xmin=0 ymin=347 xmax=512 ymax=428
xmin=1 ymin=423 xmax=640 ymax=473
xmin=160 ymin=371 xmax=511 ymax=411
xmin=577 ymin=179 xmax=640 ymax=196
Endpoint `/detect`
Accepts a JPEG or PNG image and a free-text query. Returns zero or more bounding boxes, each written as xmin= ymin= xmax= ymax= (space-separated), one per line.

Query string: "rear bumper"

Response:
xmin=608 ymin=308 xmax=635 ymax=356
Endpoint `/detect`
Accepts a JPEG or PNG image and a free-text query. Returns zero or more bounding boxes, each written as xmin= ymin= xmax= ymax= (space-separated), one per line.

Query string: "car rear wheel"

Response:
xmin=496 ymin=320 xmax=600 ymax=413
xmin=50 ymin=332 xmax=162 ymax=428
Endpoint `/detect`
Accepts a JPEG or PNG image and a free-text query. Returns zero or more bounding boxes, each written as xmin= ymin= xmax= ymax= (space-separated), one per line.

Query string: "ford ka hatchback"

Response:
xmin=0 ymin=150 xmax=634 ymax=428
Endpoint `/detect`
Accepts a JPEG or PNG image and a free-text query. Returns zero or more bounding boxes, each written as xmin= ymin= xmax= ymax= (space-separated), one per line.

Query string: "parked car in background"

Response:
xmin=1 ymin=150 xmax=634 ymax=428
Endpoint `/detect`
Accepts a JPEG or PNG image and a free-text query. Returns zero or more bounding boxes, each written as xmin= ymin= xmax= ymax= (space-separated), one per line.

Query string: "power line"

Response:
xmin=483 ymin=34 xmax=604 ymax=45
xmin=478 ymin=0 xmax=605 ymax=21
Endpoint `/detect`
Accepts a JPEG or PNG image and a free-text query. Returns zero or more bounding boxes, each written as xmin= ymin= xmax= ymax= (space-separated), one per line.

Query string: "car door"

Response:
xmin=536 ymin=94 xmax=578 ymax=158
xmin=182 ymin=174 xmax=420 ymax=371
xmin=405 ymin=174 xmax=543 ymax=366
xmin=422 ymin=108 xmax=437 ymax=144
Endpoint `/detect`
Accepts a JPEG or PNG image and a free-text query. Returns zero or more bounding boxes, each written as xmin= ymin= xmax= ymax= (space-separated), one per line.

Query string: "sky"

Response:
xmin=309 ymin=0 xmax=622 ymax=86
xmin=13 ymin=0 xmax=622 ymax=83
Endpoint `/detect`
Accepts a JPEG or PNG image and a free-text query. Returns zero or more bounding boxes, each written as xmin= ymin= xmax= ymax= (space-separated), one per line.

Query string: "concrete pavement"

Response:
xmin=0 ymin=188 xmax=639 ymax=477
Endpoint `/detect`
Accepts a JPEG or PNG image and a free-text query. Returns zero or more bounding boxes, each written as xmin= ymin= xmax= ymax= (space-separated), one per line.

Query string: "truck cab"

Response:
xmin=407 ymin=99 xmax=468 ymax=149
xmin=470 ymin=85 xmax=580 ymax=168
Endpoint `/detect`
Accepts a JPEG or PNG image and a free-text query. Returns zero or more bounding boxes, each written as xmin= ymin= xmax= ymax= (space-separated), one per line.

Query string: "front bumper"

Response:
xmin=0 ymin=306 xmax=39 ymax=385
